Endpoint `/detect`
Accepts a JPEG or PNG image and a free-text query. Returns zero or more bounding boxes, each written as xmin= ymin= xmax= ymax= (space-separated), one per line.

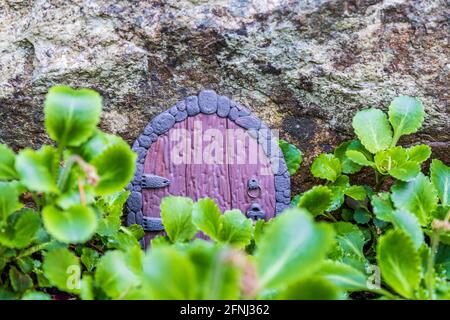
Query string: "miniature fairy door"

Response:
xmin=127 ymin=90 xmax=291 ymax=248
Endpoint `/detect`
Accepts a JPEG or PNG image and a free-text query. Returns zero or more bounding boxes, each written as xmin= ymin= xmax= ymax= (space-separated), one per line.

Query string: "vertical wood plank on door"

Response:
xmin=226 ymin=119 xmax=276 ymax=219
xmin=185 ymin=114 xmax=232 ymax=211
xmin=142 ymin=120 xmax=188 ymax=246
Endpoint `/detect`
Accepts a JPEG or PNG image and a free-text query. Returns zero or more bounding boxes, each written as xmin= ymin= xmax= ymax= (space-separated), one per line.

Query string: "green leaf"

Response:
xmin=91 ymin=139 xmax=136 ymax=195
xmin=345 ymin=150 xmax=375 ymax=167
xmin=95 ymin=249 xmax=142 ymax=299
xmin=389 ymin=161 xmax=420 ymax=181
xmin=187 ymin=241 xmax=241 ymax=299
xmin=44 ymin=86 xmax=102 ymax=147
xmin=42 ymin=205 xmax=98 ymax=244
xmin=15 ymin=146 xmax=59 ymax=193
xmin=254 ymin=208 xmax=335 ymax=289
xmin=192 ymin=198 xmax=221 ymax=241
xmin=352 ymin=108 xmax=392 ymax=154
xmin=75 ymin=129 xmax=122 ymax=162
xmin=389 ymin=210 xmax=424 ymax=249
xmin=310 ymin=153 xmax=341 ymax=182
xmin=377 ymin=230 xmax=421 ymax=298
xmin=430 ymin=159 xmax=450 ymax=206
xmin=371 ymin=192 xmax=394 ymax=221
xmin=21 ymin=291 xmax=52 ymax=300
xmin=0 ymin=209 xmax=40 ymax=249
xmin=326 ymin=175 xmax=350 ymax=212
xmin=297 ymin=186 xmax=332 ymax=216
xmin=9 ymin=267 xmax=33 ymax=293
xmin=391 ymin=173 xmax=438 ymax=226
xmin=279 ymin=277 xmax=343 ymax=300
xmin=279 ymin=140 xmax=302 ymax=175
xmin=81 ymin=248 xmax=100 ymax=272
xmin=317 ymin=260 xmax=368 ymax=291
xmin=406 ymin=145 xmax=431 ymax=163
xmin=0 ymin=182 xmax=21 ymax=222
xmin=353 ymin=208 xmax=371 ymax=224
xmin=43 ymin=248 xmax=81 ymax=294
xmin=374 ymin=147 xmax=420 ymax=181
xmin=142 ymin=247 xmax=197 ymax=299
xmin=334 ymin=140 xmax=368 ymax=174
xmin=160 ymin=196 xmax=196 ymax=243
xmin=80 ymin=275 xmax=94 ymax=300
xmin=344 ymin=185 xmax=367 ymax=201
xmin=96 ymin=191 xmax=129 ymax=237
xmin=332 ymin=222 xmax=368 ymax=273
xmin=219 ymin=210 xmax=252 ymax=248
xmin=0 ymin=144 xmax=17 ymax=180
xmin=388 ymin=96 xmax=424 ymax=145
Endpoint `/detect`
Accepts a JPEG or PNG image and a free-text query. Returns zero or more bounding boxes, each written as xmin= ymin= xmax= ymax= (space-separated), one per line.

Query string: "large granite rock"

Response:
xmin=0 ymin=0 xmax=448 ymax=192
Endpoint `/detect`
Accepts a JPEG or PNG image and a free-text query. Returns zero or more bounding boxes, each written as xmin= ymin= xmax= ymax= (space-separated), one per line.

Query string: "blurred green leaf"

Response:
xmin=81 ymin=247 xmax=100 ymax=272
xmin=279 ymin=277 xmax=343 ymax=300
xmin=255 ymin=208 xmax=335 ymax=289
xmin=0 ymin=209 xmax=40 ymax=249
xmin=0 ymin=144 xmax=17 ymax=180
xmin=9 ymin=266 xmax=33 ymax=293
xmin=219 ymin=210 xmax=252 ymax=248
xmin=42 ymin=205 xmax=98 ymax=244
xmin=430 ymin=159 xmax=450 ymax=207
xmin=91 ymin=139 xmax=136 ymax=195
xmin=0 ymin=182 xmax=21 ymax=222
xmin=317 ymin=260 xmax=368 ymax=291
xmin=44 ymin=86 xmax=102 ymax=147
xmin=160 ymin=196 xmax=196 ymax=243
xmin=279 ymin=140 xmax=302 ymax=175
xmin=192 ymin=197 xmax=221 ymax=241
xmin=332 ymin=222 xmax=368 ymax=273
xmin=21 ymin=291 xmax=52 ymax=300
xmin=377 ymin=230 xmax=421 ymax=299
xmin=43 ymin=248 xmax=80 ymax=294
xmin=352 ymin=109 xmax=392 ymax=154
xmin=96 ymin=190 xmax=129 ymax=237
xmin=15 ymin=146 xmax=59 ymax=193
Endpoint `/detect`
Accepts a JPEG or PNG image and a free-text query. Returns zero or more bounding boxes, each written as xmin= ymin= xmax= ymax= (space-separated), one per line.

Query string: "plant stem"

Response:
xmin=16 ymin=241 xmax=54 ymax=259
xmin=374 ymin=171 xmax=385 ymax=192
xmin=57 ymin=157 xmax=75 ymax=192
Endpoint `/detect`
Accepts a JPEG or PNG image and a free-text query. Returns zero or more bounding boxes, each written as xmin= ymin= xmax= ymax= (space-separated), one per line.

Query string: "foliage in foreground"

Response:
xmin=0 ymin=86 xmax=448 ymax=300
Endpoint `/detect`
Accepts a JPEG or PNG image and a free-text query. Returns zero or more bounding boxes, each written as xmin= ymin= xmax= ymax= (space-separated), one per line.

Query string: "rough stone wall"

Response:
xmin=0 ymin=0 xmax=448 ymax=192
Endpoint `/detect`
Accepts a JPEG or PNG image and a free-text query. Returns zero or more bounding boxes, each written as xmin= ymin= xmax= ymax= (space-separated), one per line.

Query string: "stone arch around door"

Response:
xmin=126 ymin=90 xmax=291 ymax=247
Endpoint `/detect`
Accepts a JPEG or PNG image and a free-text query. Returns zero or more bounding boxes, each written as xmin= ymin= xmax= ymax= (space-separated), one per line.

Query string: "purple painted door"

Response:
xmin=141 ymin=113 xmax=275 ymax=247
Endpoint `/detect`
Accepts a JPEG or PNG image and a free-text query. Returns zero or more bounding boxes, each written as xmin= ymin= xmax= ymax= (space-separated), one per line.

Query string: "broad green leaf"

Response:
xmin=388 ymin=96 xmax=424 ymax=145
xmin=279 ymin=277 xmax=343 ymax=300
xmin=430 ymin=159 xmax=450 ymax=206
xmin=56 ymin=188 xmax=95 ymax=210
xmin=345 ymin=150 xmax=375 ymax=167
xmin=334 ymin=141 xmax=363 ymax=174
xmin=371 ymin=192 xmax=394 ymax=221
xmin=353 ymin=208 xmax=371 ymax=224
xmin=81 ymin=247 xmax=100 ymax=272
xmin=389 ymin=161 xmax=420 ymax=181
xmin=254 ymin=208 xmax=335 ymax=289
xmin=79 ymin=276 xmax=94 ymax=300
xmin=96 ymin=190 xmax=129 ymax=237
xmin=192 ymin=197 xmax=222 ymax=241
xmin=142 ymin=247 xmax=197 ymax=299
xmin=0 ymin=144 xmax=17 ymax=180
xmin=95 ymin=249 xmax=142 ymax=299
xmin=297 ymin=186 xmax=332 ymax=216
xmin=279 ymin=139 xmax=302 ymax=175
xmin=44 ymin=86 xmax=102 ymax=147
xmin=9 ymin=267 xmax=33 ymax=293
xmin=42 ymin=205 xmax=98 ymax=244
xmin=75 ymin=129 xmax=121 ymax=162
xmin=91 ymin=139 xmax=136 ymax=195
xmin=0 ymin=209 xmax=40 ymax=249
xmin=332 ymin=222 xmax=368 ymax=272
xmin=352 ymin=108 xmax=392 ymax=154
xmin=160 ymin=196 xmax=196 ymax=242
xmin=107 ymin=231 xmax=141 ymax=251
xmin=43 ymin=248 xmax=81 ymax=294
xmin=391 ymin=173 xmax=438 ymax=226
xmin=406 ymin=145 xmax=431 ymax=163
xmin=389 ymin=210 xmax=424 ymax=249
xmin=21 ymin=291 xmax=52 ymax=300
xmin=15 ymin=146 xmax=59 ymax=193
xmin=219 ymin=210 xmax=252 ymax=248
xmin=310 ymin=153 xmax=341 ymax=182
xmin=317 ymin=260 xmax=368 ymax=291
xmin=0 ymin=182 xmax=21 ymax=222
xmin=326 ymin=175 xmax=350 ymax=212
xmin=377 ymin=230 xmax=421 ymax=298
xmin=187 ymin=241 xmax=241 ymax=299
xmin=344 ymin=185 xmax=367 ymax=201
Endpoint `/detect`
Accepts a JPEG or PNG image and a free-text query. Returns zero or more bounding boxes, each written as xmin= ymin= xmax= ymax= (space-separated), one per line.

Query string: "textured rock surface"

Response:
xmin=1 ymin=0 xmax=449 ymax=193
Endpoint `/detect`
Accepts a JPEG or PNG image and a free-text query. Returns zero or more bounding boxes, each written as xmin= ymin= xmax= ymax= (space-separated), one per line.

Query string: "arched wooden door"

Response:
xmin=127 ymin=90 xmax=291 ymax=248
